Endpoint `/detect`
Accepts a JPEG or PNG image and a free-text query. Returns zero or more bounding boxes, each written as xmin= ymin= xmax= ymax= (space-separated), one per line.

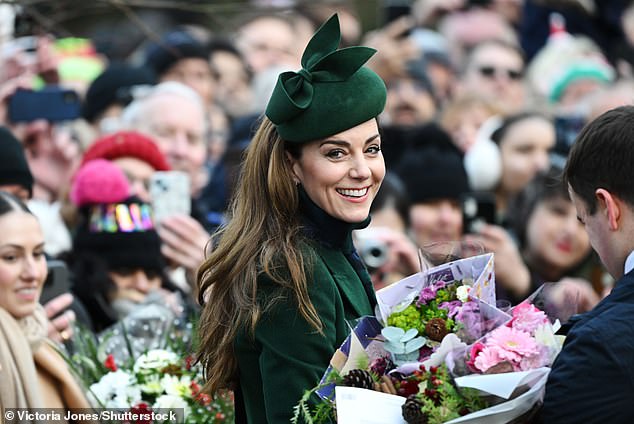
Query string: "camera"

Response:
xmin=358 ymin=238 xmax=390 ymax=272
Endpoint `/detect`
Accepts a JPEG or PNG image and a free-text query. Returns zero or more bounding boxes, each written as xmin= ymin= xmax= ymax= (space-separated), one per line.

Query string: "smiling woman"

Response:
xmin=196 ymin=14 xmax=387 ymax=423
xmin=285 ymin=120 xmax=385 ymax=224
xmin=0 ymin=191 xmax=92 ymax=420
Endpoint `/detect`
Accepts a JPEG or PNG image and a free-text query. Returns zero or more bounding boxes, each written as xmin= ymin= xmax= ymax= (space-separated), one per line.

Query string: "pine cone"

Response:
xmin=341 ymin=369 xmax=374 ymax=389
xmin=402 ymin=395 xmax=428 ymax=424
xmin=425 ymin=317 xmax=449 ymax=342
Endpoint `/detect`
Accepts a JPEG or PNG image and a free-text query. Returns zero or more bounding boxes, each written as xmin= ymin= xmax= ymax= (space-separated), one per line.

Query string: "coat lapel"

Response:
xmin=314 ymin=245 xmax=372 ymax=318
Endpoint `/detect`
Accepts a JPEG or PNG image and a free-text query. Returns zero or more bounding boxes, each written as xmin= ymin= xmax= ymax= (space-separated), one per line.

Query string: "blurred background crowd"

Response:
xmin=0 ymin=0 xmax=631 ymax=349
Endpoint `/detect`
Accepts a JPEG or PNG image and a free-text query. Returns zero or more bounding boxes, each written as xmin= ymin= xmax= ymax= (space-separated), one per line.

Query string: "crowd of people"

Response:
xmin=1 ymin=0 xmax=634 ymax=422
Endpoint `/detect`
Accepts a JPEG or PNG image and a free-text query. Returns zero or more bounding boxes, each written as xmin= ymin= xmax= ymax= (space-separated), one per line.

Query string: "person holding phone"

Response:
xmin=120 ymin=82 xmax=214 ymax=290
xmin=66 ymin=159 xmax=188 ymax=333
xmin=196 ymin=15 xmax=387 ymax=422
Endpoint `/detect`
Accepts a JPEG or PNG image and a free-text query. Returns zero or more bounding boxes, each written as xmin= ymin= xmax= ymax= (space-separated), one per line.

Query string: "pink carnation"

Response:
xmin=511 ymin=303 xmax=548 ymax=333
xmin=473 ymin=345 xmax=505 ymax=372
xmin=466 ymin=342 xmax=486 ymax=372
xmin=487 ymin=326 xmax=539 ymax=359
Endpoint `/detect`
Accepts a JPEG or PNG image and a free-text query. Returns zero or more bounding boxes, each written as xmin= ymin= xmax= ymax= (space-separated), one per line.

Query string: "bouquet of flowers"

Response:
xmin=463 ymin=302 xmax=560 ymax=375
xmin=64 ymin=308 xmax=234 ymax=423
xmin=377 ymin=253 xmax=510 ymax=367
xmin=294 ymin=254 xmax=568 ymax=423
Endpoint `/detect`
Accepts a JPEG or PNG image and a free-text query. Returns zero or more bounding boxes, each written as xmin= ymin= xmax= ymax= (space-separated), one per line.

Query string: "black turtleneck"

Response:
xmin=297 ymin=186 xmax=377 ymax=307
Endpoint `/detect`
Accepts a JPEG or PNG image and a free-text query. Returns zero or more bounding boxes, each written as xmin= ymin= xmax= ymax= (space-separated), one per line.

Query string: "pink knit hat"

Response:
xmin=71 ymin=159 xmax=130 ymax=207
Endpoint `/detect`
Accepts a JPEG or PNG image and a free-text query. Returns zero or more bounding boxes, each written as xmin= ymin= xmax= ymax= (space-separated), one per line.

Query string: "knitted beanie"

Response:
xmin=71 ymin=160 xmax=164 ymax=272
xmin=71 ymin=159 xmax=130 ymax=207
xmin=0 ymin=126 xmax=34 ymax=196
xmin=81 ymin=63 xmax=156 ymax=123
xmin=396 ymin=144 xmax=470 ymax=204
xmin=81 ymin=131 xmax=170 ymax=171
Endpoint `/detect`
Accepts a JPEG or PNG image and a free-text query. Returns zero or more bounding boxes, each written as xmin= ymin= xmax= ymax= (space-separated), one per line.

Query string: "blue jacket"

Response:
xmin=542 ymin=270 xmax=634 ymax=422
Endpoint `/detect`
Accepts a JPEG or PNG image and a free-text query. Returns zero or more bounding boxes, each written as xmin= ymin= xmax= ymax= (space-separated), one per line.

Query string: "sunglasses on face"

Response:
xmin=477 ymin=65 xmax=523 ymax=81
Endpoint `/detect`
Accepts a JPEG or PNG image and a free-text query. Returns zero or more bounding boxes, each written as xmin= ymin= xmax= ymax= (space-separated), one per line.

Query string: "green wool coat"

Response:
xmin=234 ymin=241 xmax=376 ymax=423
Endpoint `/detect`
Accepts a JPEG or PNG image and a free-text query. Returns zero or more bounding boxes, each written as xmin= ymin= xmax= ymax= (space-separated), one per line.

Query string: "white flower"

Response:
xmin=140 ymin=374 xmax=164 ymax=395
xmin=133 ymin=349 xmax=179 ymax=374
xmin=533 ymin=323 xmax=562 ymax=361
xmin=456 ymin=285 xmax=472 ymax=303
xmin=160 ymin=374 xmax=192 ymax=398
xmin=89 ymin=370 xmax=142 ymax=408
xmin=153 ymin=394 xmax=190 ymax=419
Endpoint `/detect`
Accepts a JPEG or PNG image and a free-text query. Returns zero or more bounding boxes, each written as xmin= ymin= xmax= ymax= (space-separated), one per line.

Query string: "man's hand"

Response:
xmin=157 ymin=214 xmax=211 ymax=283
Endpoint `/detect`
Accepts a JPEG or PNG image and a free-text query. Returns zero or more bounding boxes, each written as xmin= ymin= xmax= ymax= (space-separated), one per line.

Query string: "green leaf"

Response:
xmin=384 ymin=340 xmax=406 ymax=354
xmin=405 ymin=337 xmax=426 ymax=353
xmin=382 ymin=326 xmax=405 ymax=341
xmin=401 ymin=328 xmax=418 ymax=342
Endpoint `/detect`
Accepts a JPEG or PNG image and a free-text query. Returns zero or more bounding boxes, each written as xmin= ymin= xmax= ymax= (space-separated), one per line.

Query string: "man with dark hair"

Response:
xmin=542 ymin=105 xmax=634 ymax=422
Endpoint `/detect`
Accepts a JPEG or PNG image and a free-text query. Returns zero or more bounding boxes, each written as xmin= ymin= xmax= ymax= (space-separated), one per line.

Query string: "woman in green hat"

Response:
xmin=196 ymin=14 xmax=387 ymax=423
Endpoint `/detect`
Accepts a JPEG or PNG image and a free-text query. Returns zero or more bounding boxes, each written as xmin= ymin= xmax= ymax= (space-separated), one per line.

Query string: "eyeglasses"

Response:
xmin=477 ymin=65 xmax=523 ymax=81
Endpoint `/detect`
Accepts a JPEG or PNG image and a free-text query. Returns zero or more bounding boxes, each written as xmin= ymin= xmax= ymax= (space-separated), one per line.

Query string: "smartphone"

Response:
xmin=8 ymin=87 xmax=81 ymax=123
xmin=461 ymin=192 xmax=497 ymax=234
xmin=40 ymin=259 xmax=71 ymax=305
xmin=150 ymin=171 xmax=191 ymax=224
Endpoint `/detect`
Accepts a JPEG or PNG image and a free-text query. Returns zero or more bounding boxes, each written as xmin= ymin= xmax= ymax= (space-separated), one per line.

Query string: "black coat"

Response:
xmin=542 ymin=270 xmax=634 ymax=422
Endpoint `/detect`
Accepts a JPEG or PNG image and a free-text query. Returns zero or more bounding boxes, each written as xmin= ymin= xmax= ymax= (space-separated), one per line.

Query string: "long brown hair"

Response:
xmin=196 ymin=118 xmax=322 ymax=394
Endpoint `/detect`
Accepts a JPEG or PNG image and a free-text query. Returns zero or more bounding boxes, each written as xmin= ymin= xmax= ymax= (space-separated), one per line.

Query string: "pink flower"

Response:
xmin=473 ymin=345 xmax=505 ymax=372
xmin=511 ymin=303 xmax=548 ymax=333
xmin=466 ymin=342 xmax=486 ymax=372
xmin=488 ymin=326 xmax=539 ymax=359
xmin=518 ymin=345 xmax=551 ymax=371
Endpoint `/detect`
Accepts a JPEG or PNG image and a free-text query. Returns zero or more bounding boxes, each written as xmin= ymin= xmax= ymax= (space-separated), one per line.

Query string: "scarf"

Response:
xmin=0 ymin=305 xmax=92 ymax=423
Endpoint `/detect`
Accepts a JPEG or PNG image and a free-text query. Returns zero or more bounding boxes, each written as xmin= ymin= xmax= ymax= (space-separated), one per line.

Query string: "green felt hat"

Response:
xmin=265 ymin=14 xmax=387 ymax=143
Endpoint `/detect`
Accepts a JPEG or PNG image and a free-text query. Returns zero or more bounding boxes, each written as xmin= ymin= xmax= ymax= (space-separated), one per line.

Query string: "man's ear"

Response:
xmin=596 ymin=188 xmax=620 ymax=231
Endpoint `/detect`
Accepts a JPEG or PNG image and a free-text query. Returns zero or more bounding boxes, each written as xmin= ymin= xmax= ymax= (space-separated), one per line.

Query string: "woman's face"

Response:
xmin=288 ymin=119 xmax=385 ymax=223
xmin=525 ymin=196 xmax=591 ymax=275
xmin=109 ymin=269 xmax=162 ymax=303
xmin=499 ymin=117 xmax=555 ymax=194
xmin=0 ymin=210 xmax=47 ymax=319
xmin=409 ymin=199 xmax=463 ymax=247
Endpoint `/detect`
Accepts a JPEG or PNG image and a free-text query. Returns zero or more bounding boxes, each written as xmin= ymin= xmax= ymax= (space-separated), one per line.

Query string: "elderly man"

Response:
xmin=121 ymin=81 xmax=212 ymax=291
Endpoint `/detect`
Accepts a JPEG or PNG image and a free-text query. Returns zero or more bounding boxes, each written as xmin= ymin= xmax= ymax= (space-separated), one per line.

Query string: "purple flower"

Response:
xmin=439 ymin=301 xmax=462 ymax=319
xmin=455 ymin=302 xmax=483 ymax=340
xmin=433 ymin=280 xmax=447 ymax=290
xmin=417 ymin=286 xmax=437 ymax=306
